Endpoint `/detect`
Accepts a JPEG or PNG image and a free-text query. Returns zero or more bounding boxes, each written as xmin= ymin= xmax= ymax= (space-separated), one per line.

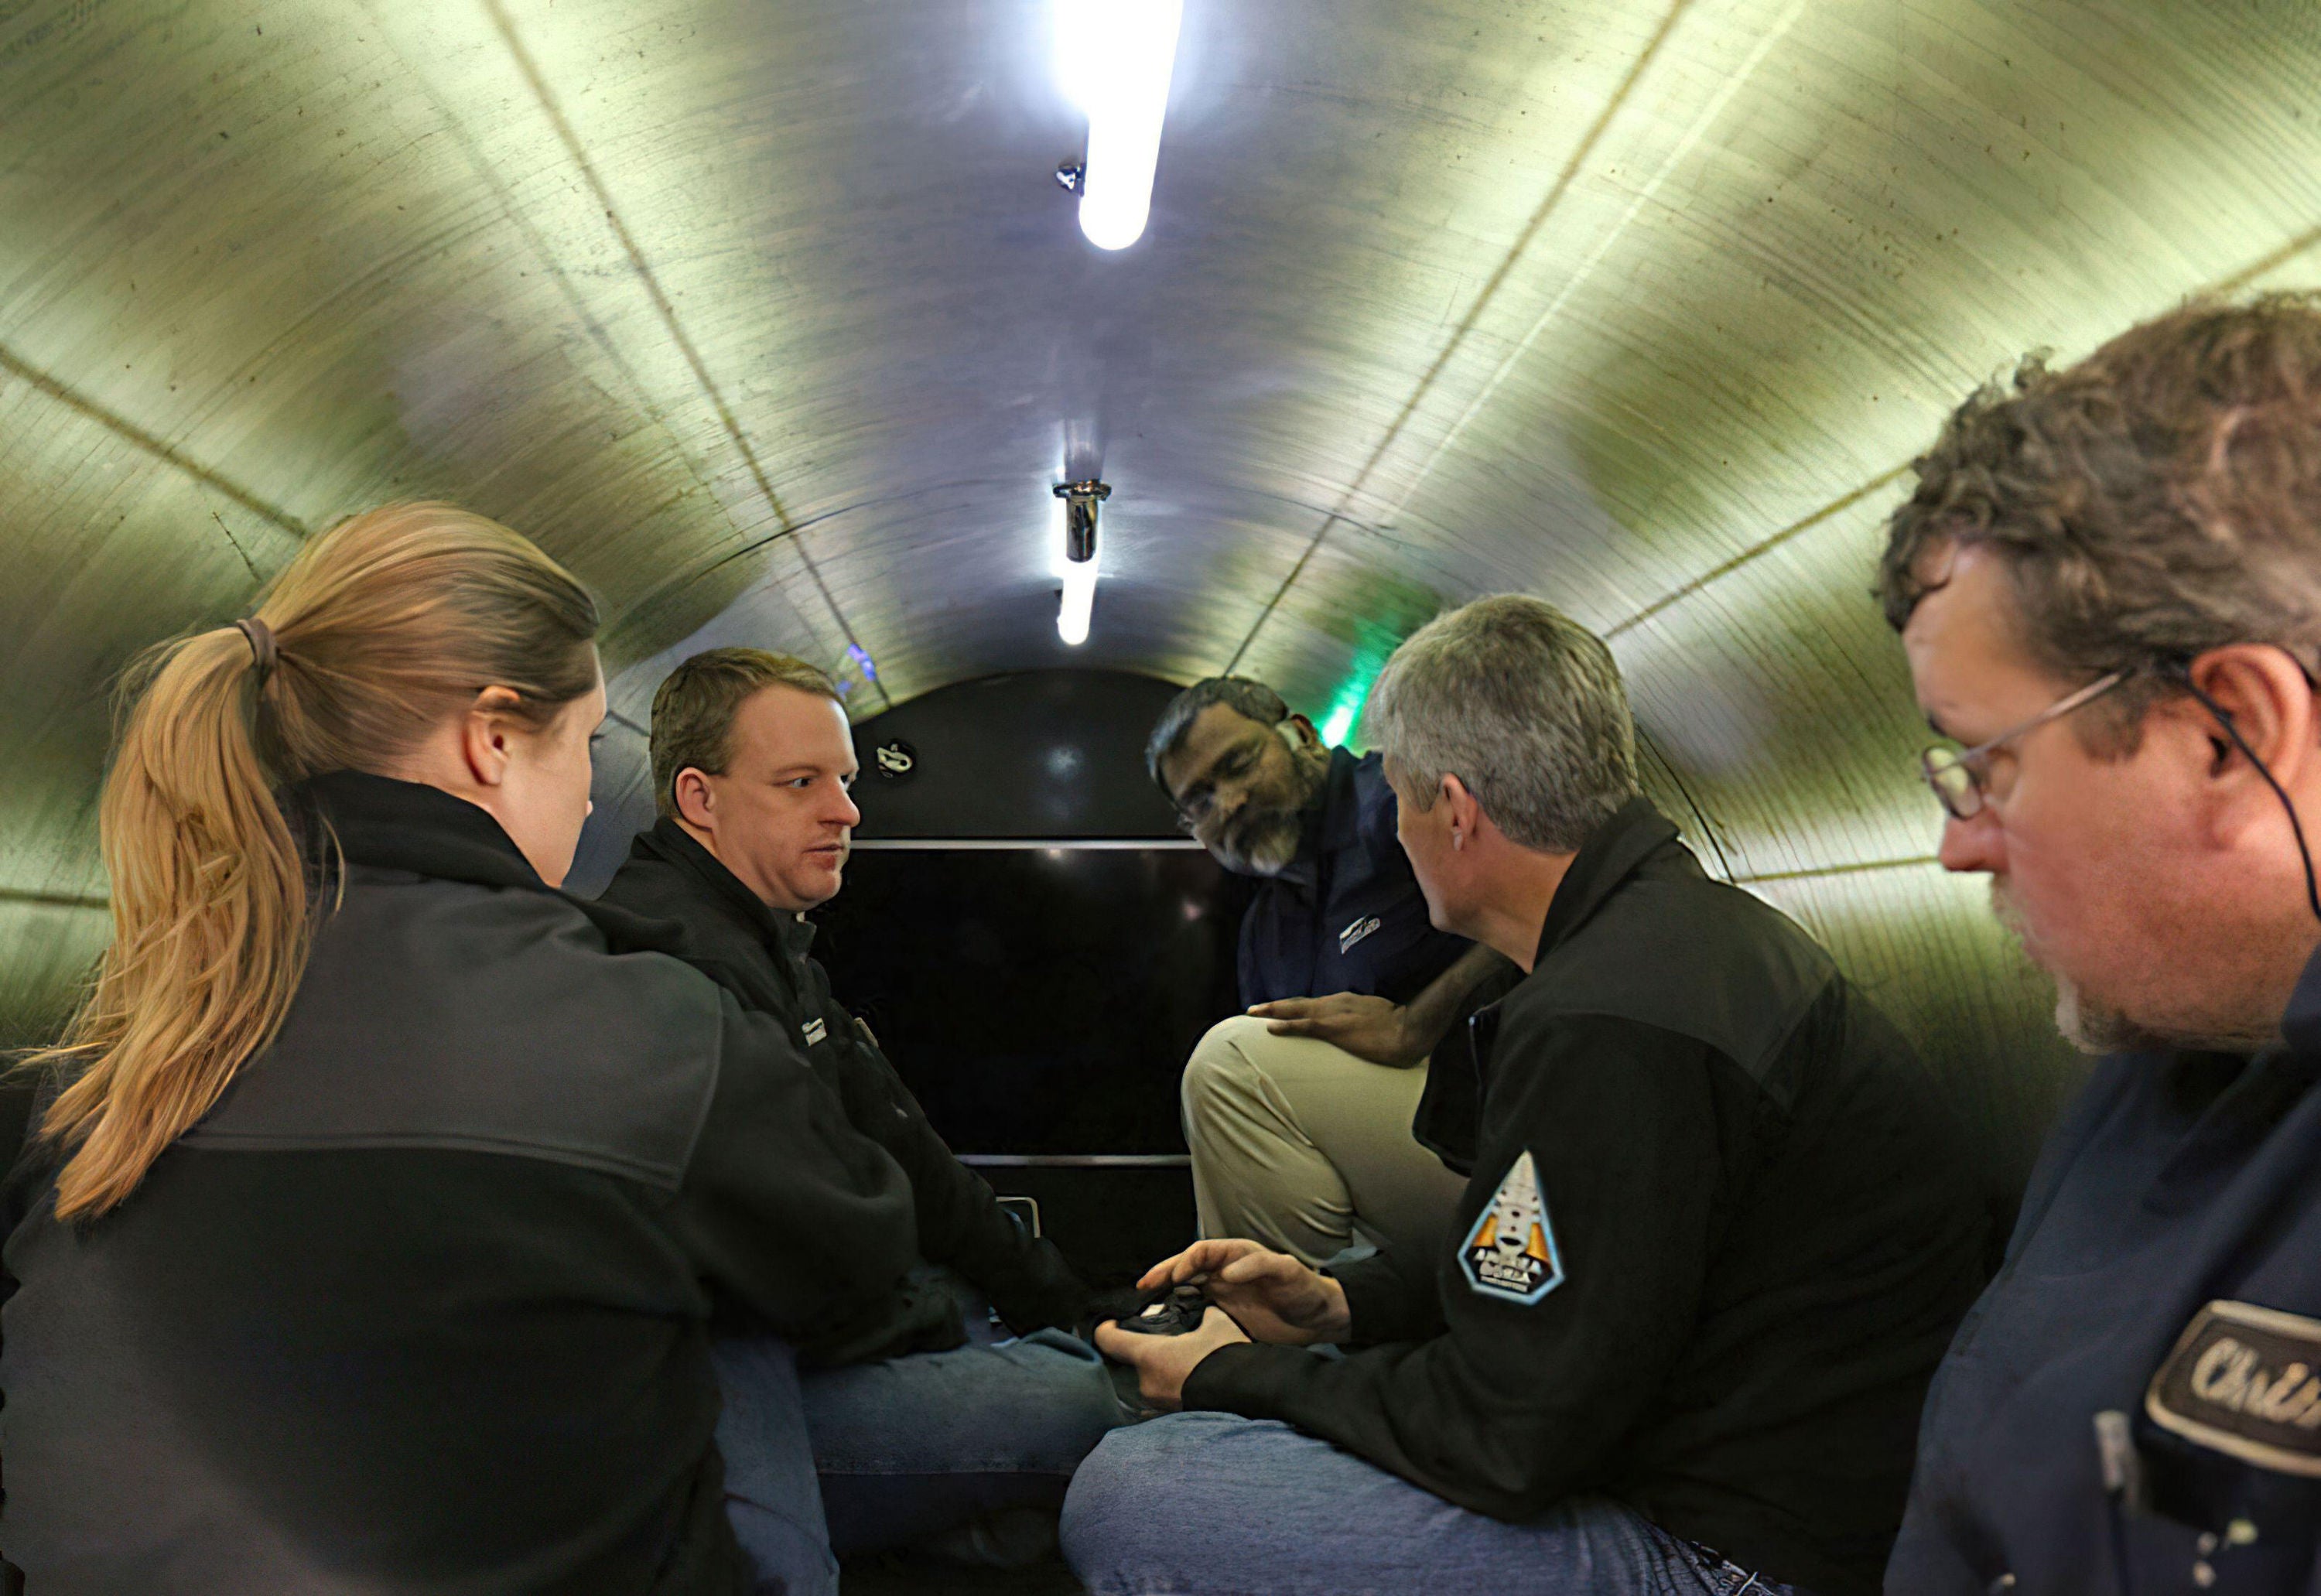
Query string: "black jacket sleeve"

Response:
xmin=665 ymin=994 xmax=925 ymax=1364
xmin=1182 ymin=1013 xmax=1723 ymax=1520
xmin=817 ymin=992 xmax=1092 ymax=1334
xmin=1328 ymin=1240 xmax=1446 ymax=1346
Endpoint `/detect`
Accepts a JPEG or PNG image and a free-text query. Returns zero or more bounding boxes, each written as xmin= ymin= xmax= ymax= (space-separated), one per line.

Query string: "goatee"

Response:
xmin=1218 ymin=808 xmax=1304 ymax=877
xmin=1991 ymin=880 xmax=2275 ymax=1054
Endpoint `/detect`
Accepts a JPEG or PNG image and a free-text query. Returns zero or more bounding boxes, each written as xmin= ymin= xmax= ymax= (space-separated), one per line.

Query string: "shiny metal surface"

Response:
xmin=7 ymin=0 xmax=2318 ymax=1177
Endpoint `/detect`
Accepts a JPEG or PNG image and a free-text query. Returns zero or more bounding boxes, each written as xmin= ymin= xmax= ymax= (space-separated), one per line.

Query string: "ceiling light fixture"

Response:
xmin=1053 ymin=479 xmax=1109 ymax=646
xmin=1054 ymin=0 xmax=1182 ymax=251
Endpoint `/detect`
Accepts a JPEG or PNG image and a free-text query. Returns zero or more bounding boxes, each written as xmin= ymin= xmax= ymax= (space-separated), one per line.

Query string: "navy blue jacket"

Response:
xmin=1890 ymin=953 xmax=2321 ymax=1593
xmin=1237 ymin=747 xmax=1470 ymax=1007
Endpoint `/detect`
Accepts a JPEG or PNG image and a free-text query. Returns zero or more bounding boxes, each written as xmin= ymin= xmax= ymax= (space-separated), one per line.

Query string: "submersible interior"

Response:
xmin=9 ymin=0 xmax=2321 ymax=1210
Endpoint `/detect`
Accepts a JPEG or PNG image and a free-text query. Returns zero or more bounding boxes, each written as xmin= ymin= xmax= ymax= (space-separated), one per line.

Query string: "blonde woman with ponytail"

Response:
xmin=1 ymin=504 xmax=921 ymax=1595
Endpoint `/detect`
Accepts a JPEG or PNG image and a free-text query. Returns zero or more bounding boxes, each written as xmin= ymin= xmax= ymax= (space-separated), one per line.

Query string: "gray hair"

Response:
xmin=1363 ymin=595 xmax=1637 ymax=853
xmin=1146 ymin=676 xmax=1291 ymax=790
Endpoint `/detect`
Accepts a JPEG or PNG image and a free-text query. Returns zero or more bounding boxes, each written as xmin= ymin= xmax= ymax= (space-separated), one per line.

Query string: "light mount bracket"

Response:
xmin=1052 ymin=479 xmax=1111 ymax=562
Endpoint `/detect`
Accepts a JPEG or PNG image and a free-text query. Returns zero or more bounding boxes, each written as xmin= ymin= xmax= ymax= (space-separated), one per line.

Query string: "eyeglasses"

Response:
xmin=1918 ymin=669 xmax=2128 ymax=821
xmin=1919 ymin=649 xmax=2321 ymax=926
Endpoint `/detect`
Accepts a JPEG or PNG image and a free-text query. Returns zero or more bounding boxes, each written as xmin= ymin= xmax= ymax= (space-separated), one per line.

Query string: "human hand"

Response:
xmin=1245 ymin=992 xmax=1422 ymax=1067
xmin=1135 ymin=1239 xmax=1352 ymax=1346
xmin=1093 ymin=1307 xmax=1250 ymax=1411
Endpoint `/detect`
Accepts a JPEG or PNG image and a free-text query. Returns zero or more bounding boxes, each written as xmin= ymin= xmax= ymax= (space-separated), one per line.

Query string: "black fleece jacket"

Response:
xmin=598 ymin=819 xmax=1096 ymax=1342
xmin=1 ymin=774 xmax=926 ymax=1594
xmin=1182 ymin=801 xmax=1991 ymax=1596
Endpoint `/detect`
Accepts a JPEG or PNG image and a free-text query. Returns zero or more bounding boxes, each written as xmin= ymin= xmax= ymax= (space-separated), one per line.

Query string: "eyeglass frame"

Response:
xmin=1917 ymin=648 xmax=2321 ymax=924
xmin=1167 ymin=725 xmax=1277 ymax=836
xmin=1917 ymin=668 xmax=2130 ymax=822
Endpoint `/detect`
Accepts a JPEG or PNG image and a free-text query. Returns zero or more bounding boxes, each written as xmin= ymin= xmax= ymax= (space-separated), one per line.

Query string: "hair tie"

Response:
xmin=233 ymin=617 xmax=279 ymax=685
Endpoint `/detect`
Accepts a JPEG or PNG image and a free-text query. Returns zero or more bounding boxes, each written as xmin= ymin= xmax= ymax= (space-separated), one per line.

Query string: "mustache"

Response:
xmin=1988 ymin=879 xmax=2032 ymax=948
xmin=1987 ymin=877 xmax=2042 ymax=955
xmin=1225 ymin=807 xmax=1301 ymax=852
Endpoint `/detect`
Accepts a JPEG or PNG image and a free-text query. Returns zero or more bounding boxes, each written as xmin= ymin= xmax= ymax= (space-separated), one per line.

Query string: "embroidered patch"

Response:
xmin=801 ymin=1018 xmax=829 ymax=1047
xmin=1458 ymin=1150 xmax=1564 ymax=1304
xmin=1338 ymin=915 xmax=1383 ymax=955
xmin=2145 ymin=1300 xmax=2321 ymax=1478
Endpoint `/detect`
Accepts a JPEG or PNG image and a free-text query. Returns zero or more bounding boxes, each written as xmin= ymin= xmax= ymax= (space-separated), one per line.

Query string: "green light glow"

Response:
xmin=1319 ymin=701 xmax=1359 ymax=747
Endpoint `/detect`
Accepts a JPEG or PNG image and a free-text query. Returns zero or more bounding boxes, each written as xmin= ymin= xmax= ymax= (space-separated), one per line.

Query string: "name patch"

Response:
xmin=1338 ymin=915 xmax=1383 ymax=955
xmin=1458 ymin=1150 xmax=1564 ymax=1305
xmin=2145 ymin=1300 xmax=2321 ymax=1478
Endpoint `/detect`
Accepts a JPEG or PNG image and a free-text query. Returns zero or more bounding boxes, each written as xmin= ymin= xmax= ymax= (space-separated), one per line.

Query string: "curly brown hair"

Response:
xmin=1878 ymin=292 xmax=2321 ymax=747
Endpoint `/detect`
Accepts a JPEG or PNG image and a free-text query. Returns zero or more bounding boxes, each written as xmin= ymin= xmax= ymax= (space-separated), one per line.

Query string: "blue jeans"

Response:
xmin=712 ymin=1314 xmax=1127 ymax=1594
xmin=1061 ymin=1410 xmax=1806 ymax=1596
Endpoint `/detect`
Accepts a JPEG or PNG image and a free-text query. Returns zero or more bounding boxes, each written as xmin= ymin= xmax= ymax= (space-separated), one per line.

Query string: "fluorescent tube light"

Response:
xmin=1055 ymin=0 xmax=1182 ymax=251
xmin=1058 ymin=554 xmax=1097 ymax=645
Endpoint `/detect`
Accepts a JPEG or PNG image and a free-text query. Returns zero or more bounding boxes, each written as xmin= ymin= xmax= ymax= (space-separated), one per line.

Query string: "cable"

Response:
xmin=2169 ymin=665 xmax=2321 ymax=925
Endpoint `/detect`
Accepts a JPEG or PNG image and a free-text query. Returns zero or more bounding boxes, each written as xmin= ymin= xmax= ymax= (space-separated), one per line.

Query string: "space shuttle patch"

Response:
xmin=1458 ymin=1150 xmax=1564 ymax=1305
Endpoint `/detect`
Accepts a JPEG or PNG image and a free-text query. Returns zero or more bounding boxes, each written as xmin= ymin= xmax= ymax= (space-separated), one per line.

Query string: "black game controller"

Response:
xmin=1110 ymin=1283 xmax=1212 ymax=1337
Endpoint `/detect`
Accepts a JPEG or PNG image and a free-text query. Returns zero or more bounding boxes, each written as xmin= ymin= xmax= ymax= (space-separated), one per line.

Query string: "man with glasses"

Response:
xmin=1883 ymin=296 xmax=2321 ymax=1591
xmin=1145 ymin=678 xmax=1513 ymax=1267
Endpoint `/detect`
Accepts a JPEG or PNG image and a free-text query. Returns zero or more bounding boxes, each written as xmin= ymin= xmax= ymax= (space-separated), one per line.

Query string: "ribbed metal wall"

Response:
xmin=12 ymin=0 xmax=2320 ymax=1187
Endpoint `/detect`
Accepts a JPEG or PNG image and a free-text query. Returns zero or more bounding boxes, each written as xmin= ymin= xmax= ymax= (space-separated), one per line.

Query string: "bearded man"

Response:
xmin=1882 ymin=295 xmax=2321 ymax=1591
xmin=1146 ymin=678 xmax=1512 ymax=1266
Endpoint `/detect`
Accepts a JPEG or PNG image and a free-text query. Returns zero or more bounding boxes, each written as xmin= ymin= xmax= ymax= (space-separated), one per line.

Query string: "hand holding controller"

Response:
xmin=1109 ymin=1283 xmax=1212 ymax=1337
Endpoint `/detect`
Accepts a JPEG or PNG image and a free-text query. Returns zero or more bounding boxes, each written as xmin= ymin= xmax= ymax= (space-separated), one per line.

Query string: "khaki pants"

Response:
xmin=1181 ymin=1015 xmax=1469 ymax=1270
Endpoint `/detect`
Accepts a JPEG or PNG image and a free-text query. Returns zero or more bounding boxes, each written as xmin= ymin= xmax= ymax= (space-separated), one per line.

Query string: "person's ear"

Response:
xmin=460 ymin=687 xmax=526 ymax=791
xmin=1440 ymin=773 xmax=1483 ymax=848
xmin=1280 ymin=715 xmax=1321 ymax=753
xmin=673 ymin=767 xmax=717 ymax=832
xmin=2185 ymin=644 xmax=2319 ymax=803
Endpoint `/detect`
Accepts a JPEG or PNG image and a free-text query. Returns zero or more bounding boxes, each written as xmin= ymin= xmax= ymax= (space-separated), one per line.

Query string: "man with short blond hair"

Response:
xmin=1882 ymin=295 xmax=2321 ymax=1591
xmin=599 ymin=646 xmax=1124 ymax=1589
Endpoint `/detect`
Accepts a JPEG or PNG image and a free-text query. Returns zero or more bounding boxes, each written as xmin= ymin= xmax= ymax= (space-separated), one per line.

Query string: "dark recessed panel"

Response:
xmin=847 ymin=670 xmax=1189 ymax=839
xmin=814 ymin=847 xmax=1252 ymax=1157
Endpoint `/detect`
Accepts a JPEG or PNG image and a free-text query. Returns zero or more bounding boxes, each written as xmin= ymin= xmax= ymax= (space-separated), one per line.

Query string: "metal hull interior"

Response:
xmin=10 ymin=0 xmax=2316 ymax=1183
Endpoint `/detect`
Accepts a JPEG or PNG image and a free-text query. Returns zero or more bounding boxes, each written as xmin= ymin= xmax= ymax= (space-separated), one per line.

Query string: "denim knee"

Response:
xmin=1058 ymin=1420 xmax=1195 ymax=1584
xmin=1001 ymin=1328 xmax=1133 ymax=1467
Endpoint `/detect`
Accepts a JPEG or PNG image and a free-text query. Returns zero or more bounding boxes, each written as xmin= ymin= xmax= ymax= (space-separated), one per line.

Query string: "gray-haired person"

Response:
xmin=1065 ymin=596 xmax=1988 ymax=1596
xmin=1147 ymin=678 xmax=1512 ymax=1269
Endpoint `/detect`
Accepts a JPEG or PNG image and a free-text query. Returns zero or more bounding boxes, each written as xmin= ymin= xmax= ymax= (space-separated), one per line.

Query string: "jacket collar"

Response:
xmin=307 ymin=770 xmax=544 ymax=891
xmin=2278 ymin=939 xmax=2321 ymax=1059
xmin=306 ymin=770 xmax=691 ymax=956
xmin=1531 ymin=797 xmax=1682 ymax=968
xmin=1277 ymin=746 xmax=1361 ymax=891
xmin=628 ymin=815 xmax=819 ymax=959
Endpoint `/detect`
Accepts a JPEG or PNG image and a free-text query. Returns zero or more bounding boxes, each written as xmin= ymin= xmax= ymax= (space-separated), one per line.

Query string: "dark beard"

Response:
xmin=1215 ymin=808 xmax=1305 ymax=877
xmin=1213 ymin=747 xmax=1330 ymax=878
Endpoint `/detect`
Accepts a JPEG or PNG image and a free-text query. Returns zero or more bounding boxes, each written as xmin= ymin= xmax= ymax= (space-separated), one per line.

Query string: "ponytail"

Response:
xmin=31 ymin=627 xmax=319 ymax=1218
xmin=25 ymin=503 xmax=598 ymax=1219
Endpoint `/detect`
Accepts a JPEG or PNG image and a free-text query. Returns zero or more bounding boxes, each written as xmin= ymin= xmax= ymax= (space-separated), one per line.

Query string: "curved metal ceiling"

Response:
xmin=7 ymin=0 xmax=2320 ymax=1182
